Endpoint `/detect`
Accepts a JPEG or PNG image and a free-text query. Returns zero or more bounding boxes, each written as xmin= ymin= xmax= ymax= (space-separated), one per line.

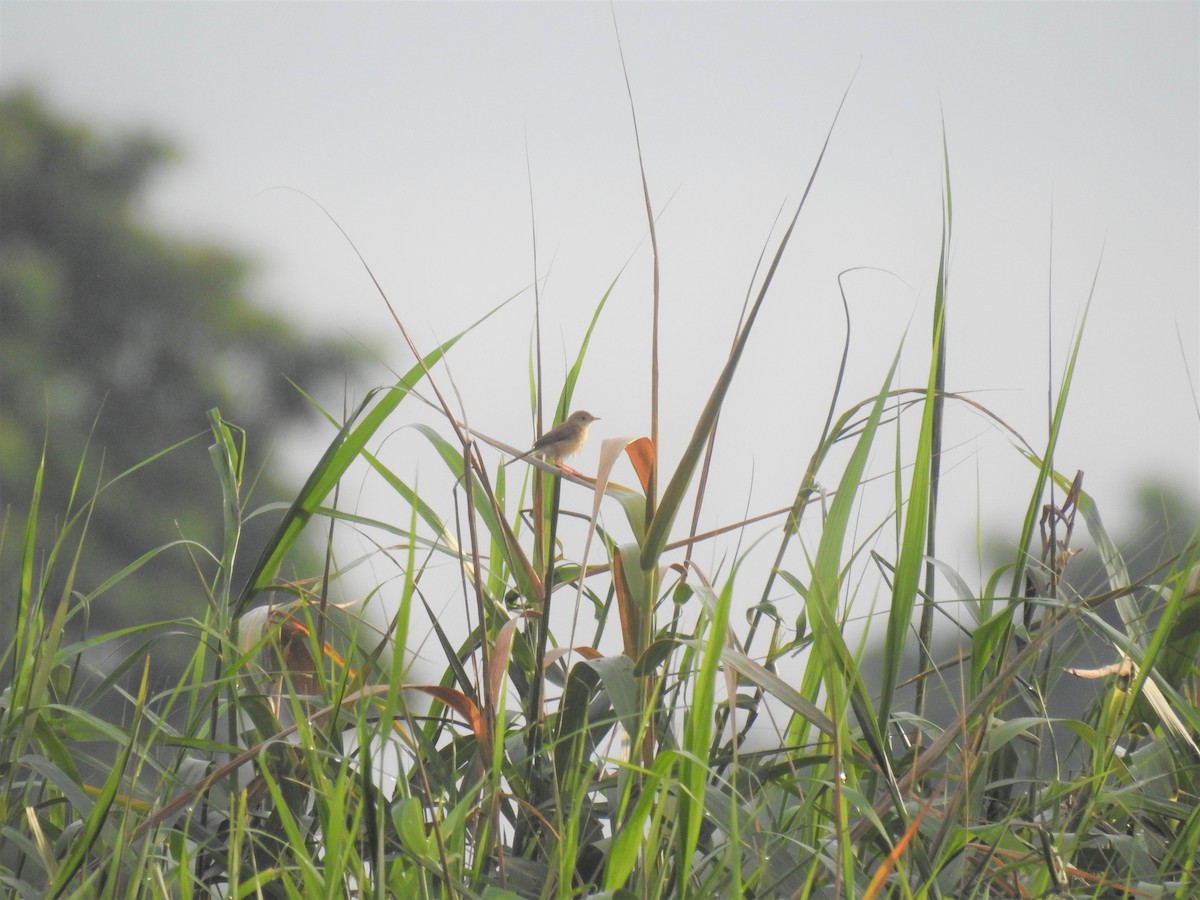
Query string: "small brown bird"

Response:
xmin=506 ymin=410 xmax=599 ymax=468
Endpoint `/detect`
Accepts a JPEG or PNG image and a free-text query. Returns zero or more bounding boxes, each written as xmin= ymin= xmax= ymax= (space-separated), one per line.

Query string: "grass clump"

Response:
xmin=2 ymin=108 xmax=1198 ymax=900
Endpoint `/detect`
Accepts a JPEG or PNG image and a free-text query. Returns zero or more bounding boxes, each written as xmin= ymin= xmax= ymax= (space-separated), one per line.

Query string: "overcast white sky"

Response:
xmin=3 ymin=2 xmax=1197 ymax=605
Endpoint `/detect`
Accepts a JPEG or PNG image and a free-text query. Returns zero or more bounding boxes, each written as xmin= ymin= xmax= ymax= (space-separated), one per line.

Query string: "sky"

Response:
xmin=3 ymin=2 xmax=1198 ymax=633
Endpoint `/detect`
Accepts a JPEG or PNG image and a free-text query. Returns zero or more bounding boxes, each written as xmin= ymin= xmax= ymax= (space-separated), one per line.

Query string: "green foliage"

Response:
xmin=0 ymin=88 xmax=357 ymax=635
xmin=2 ymin=88 xmax=1199 ymax=900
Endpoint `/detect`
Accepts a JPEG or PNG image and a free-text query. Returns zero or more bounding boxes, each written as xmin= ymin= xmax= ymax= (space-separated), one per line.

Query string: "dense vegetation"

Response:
xmin=2 ymin=90 xmax=1198 ymax=899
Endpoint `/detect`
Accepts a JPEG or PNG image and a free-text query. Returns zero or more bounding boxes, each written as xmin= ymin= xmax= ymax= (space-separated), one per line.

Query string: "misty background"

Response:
xmin=2 ymin=3 xmax=1197 ymax=666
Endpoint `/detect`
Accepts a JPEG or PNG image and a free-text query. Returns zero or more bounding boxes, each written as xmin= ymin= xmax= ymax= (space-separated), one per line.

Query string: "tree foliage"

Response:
xmin=0 ymin=88 xmax=357 ymax=630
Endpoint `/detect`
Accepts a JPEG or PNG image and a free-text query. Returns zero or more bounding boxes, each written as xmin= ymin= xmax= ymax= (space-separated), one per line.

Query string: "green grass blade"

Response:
xmin=238 ymin=340 xmax=468 ymax=614
xmin=640 ymin=79 xmax=854 ymax=571
xmin=880 ymin=236 xmax=946 ymax=730
xmin=48 ymin=657 xmax=150 ymax=897
xmin=677 ymin=571 xmax=734 ymax=887
xmin=1006 ymin=254 xmax=1101 ymax=604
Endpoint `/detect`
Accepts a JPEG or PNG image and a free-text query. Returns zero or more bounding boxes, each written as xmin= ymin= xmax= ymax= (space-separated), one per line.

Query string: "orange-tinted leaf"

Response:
xmin=544 ymin=645 xmax=603 ymax=668
xmin=624 ymin=437 xmax=655 ymax=495
xmin=409 ymin=685 xmax=488 ymax=749
xmin=488 ymin=612 xmax=533 ymax=713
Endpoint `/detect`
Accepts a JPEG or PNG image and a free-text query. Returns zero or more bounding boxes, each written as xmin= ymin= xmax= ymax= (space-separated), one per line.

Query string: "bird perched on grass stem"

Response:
xmin=506 ymin=410 xmax=599 ymax=470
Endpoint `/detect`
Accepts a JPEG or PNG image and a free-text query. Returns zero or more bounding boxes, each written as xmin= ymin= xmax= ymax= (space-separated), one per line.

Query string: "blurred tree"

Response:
xmin=0 ymin=88 xmax=358 ymax=639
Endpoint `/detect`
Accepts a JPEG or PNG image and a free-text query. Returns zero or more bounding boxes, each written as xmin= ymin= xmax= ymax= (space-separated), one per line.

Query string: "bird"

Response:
xmin=505 ymin=410 xmax=599 ymax=469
